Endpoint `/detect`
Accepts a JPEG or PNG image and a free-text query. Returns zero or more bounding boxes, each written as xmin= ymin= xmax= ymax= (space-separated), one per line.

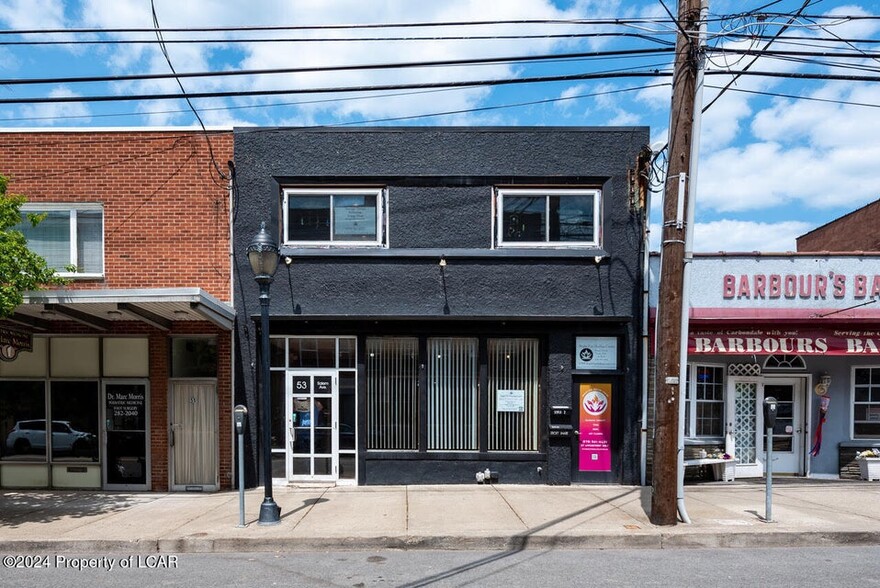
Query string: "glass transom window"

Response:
xmin=18 ymin=204 xmax=104 ymax=276
xmin=283 ymin=188 xmax=385 ymax=246
xmin=496 ymin=188 xmax=600 ymax=247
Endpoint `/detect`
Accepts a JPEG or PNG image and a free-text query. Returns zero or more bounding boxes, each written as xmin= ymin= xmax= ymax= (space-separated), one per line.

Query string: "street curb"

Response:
xmin=2 ymin=531 xmax=880 ymax=553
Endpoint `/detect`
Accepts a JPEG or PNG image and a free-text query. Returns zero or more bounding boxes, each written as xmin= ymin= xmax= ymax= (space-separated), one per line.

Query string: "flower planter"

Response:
xmin=711 ymin=460 xmax=736 ymax=482
xmin=859 ymin=457 xmax=880 ymax=481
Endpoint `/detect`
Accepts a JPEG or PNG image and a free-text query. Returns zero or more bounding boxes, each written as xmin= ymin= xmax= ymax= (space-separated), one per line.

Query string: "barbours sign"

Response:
xmin=723 ymin=273 xmax=880 ymax=301
xmin=690 ymin=327 xmax=880 ymax=355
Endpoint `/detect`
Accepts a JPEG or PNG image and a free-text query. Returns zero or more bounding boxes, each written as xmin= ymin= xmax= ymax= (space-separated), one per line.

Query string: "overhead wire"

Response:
xmin=150 ymin=0 xmax=227 ymax=184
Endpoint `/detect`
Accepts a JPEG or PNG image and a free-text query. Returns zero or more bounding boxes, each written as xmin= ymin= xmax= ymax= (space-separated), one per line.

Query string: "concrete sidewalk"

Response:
xmin=2 ymin=480 xmax=880 ymax=553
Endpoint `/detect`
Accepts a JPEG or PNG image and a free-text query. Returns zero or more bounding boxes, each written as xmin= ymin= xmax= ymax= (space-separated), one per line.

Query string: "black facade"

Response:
xmin=233 ymin=127 xmax=648 ymax=486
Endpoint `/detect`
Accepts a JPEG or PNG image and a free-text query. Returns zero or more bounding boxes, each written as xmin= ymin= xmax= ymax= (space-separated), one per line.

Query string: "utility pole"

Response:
xmin=651 ymin=0 xmax=704 ymax=526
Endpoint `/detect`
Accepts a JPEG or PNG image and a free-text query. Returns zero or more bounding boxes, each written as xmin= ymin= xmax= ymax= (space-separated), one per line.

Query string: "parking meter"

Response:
xmin=233 ymin=405 xmax=247 ymax=527
xmin=234 ymin=405 xmax=248 ymax=434
xmin=763 ymin=397 xmax=778 ymax=429
xmin=763 ymin=397 xmax=777 ymax=523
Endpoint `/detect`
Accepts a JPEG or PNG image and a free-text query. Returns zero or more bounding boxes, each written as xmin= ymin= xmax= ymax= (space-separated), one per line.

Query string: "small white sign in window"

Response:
xmin=496 ymin=389 xmax=525 ymax=412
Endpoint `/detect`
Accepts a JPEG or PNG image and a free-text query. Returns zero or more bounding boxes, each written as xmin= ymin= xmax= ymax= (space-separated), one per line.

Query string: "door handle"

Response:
xmin=169 ymin=429 xmax=175 ymax=447
xmin=289 ymin=428 xmax=296 ymax=449
xmin=573 ymin=429 xmax=580 ymax=436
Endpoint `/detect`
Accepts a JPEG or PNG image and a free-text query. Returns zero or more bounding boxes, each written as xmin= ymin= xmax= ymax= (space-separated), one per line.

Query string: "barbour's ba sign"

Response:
xmin=0 ymin=326 xmax=33 ymax=362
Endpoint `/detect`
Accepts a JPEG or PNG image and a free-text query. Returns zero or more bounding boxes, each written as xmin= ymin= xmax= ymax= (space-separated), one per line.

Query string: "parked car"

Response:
xmin=5 ymin=420 xmax=97 ymax=458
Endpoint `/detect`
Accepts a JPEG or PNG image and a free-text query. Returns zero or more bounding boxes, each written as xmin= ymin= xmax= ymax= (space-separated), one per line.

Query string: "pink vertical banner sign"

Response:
xmin=579 ymin=383 xmax=612 ymax=471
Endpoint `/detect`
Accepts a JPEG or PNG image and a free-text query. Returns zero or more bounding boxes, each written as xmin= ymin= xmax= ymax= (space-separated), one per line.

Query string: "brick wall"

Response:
xmin=0 ymin=130 xmax=233 ymax=301
xmin=1 ymin=130 xmax=234 ymax=491
xmin=797 ymin=199 xmax=880 ymax=252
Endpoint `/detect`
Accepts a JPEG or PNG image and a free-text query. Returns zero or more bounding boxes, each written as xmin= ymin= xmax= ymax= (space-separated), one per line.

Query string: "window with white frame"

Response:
xmin=18 ymin=204 xmax=104 ymax=276
xmin=283 ymin=188 xmax=385 ymax=246
xmin=684 ymin=364 xmax=725 ymax=438
xmin=496 ymin=188 xmax=600 ymax=247
xmin=854 ymin=367 xmax=880 ymax=439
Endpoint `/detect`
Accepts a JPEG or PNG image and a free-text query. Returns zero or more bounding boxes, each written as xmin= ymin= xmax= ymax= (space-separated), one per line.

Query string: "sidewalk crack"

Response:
xmin=493 ymin=486 xmax=528 ymax=530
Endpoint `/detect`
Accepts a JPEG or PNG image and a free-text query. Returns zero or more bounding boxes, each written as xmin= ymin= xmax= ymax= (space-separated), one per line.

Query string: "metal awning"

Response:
xmin=6 ymin=288 xmax=235 ymax=332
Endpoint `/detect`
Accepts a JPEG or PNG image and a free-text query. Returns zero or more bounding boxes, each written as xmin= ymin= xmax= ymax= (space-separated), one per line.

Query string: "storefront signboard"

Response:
xmin=0 ymin=325 xmax=32 ymax=362
xmin=578 ymin=382 xmax=612 ymax=471
xmin=690 ymin=326 xmax=880 ymax=355
xmin=575 ymin=337 xmax=618 ymax=370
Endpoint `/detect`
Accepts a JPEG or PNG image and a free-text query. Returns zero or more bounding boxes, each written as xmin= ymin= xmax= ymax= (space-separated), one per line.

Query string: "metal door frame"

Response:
xmin=286 ymin=370 xmax=339 ymax=483
xmin=102 ymin=379 xmax=150 ymax=491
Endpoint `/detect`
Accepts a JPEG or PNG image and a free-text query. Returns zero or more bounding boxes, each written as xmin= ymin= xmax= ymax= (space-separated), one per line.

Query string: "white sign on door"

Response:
xmin=575 ymin=337 xmax=618 ymax=370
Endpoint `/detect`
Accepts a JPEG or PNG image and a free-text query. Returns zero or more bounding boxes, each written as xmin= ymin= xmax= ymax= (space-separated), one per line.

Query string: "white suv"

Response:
xmin=5 ymin=420 xmax=97 ymax=458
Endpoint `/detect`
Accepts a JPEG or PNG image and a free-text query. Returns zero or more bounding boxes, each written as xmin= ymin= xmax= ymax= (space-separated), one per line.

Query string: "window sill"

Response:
xmin=281 ymin=247 xmax=608 ymax=260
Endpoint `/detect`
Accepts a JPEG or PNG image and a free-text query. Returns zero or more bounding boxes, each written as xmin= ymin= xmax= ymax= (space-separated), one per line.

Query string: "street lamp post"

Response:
xmin=247 ymin=221 xmax=281 ymax=525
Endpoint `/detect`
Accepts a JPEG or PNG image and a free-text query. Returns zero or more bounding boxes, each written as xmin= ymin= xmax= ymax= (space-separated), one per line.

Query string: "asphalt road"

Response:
xmin=3 ymin=546 xmax=880 ymax=587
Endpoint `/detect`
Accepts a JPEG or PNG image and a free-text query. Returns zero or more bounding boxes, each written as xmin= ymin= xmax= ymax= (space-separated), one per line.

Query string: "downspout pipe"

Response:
xmin=640 ymin=174 xmax=652 ymax=487
xmin=677 ymin=0 xmax=708 ymax=525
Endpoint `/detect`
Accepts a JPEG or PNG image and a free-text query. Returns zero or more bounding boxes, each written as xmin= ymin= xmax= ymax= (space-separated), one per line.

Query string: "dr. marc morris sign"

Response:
xmin=690 ymin=327 xmax=880 ymax=355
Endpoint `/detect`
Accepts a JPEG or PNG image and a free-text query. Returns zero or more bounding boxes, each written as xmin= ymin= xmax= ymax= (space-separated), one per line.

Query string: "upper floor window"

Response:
xmin=495 ymin=188 xmax=600 ymax=248
xmin=853 ymin=366 xmax=880 ymax=439
xmin=18 ymin=204 xmax=104 ymax=277
xmin=283 ymin=188 xmax=385 ymax=246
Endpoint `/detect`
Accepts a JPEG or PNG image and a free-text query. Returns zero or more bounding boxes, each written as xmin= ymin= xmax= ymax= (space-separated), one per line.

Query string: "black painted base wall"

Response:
xmin=363 ymin=458 xmax=548 ymax=485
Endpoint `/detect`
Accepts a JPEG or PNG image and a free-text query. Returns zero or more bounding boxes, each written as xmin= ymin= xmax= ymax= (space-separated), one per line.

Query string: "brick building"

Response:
xmin=0 ymin=129 xmax=235 ymax=491
xmin=797 ymin=198 xmax=880 ymax=252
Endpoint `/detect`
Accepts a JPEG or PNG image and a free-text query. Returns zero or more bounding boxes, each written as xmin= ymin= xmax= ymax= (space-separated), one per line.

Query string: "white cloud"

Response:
xmin=0 ymin=0 xmax=65 ymax=29
xmin=649 ymin=219 xmax=813 ymax=253
xmin=19 ymin=86 xmax=91 ymax=125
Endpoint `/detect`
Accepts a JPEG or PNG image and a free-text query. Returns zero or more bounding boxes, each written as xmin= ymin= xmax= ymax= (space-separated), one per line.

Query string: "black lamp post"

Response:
xmin=247 ymin=221 xmax=281 ymax=525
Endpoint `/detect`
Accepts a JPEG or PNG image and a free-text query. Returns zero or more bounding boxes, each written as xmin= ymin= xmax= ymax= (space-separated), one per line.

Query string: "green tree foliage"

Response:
xmin=0 ymin=174 xmax=67 ymax=319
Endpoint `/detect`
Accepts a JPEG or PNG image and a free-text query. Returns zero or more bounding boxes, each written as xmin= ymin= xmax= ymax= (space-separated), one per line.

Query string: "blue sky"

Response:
xmin=1 ymin=0 xmax=879 ymax=252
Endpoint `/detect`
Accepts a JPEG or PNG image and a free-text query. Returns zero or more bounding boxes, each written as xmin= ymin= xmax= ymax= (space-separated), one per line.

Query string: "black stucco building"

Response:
xmin=233 ymin=127 xmax=649 ymax=486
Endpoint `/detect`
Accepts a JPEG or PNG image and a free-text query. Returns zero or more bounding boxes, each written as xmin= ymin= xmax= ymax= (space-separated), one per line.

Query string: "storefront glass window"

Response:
xmin=366 ymin=338 xmax=418 ymax=450
xmin=0 ymin=381 xmax=47 ymax=461
xmin=428 ymin=338 xmax=478 ymax=451
xmin=49 ymin=381 xmax=99 ymax=461
xmin=685 ymin=364 xmax=725 ymax=438
xmin=854 ymin=367 xmax=880 ymax=438
xmin=488 ymin=338 xmax=540 ymax=452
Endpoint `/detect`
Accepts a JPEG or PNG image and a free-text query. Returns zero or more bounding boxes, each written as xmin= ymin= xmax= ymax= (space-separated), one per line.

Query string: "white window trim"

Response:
xmin=851 ymin=364 xmax=880 ymax=440
xmin=494 ymin=188 xmax=601 ymax=249
xmin=20 ymin=203 xmax=104 ymax=278
xmin=282 ymin=188 xmax=387 ymax=248
xmin=685 ymin=363 xmax=726 ymax=440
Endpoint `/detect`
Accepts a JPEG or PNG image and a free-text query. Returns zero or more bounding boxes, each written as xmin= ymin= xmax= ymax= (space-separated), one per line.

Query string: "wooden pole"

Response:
xmin=650 ymin=0 xmax=702 ymax=526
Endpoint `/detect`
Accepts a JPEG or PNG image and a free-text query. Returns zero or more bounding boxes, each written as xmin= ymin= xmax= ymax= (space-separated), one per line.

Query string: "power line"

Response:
xmin=0 ymin=16 xmax=722 ymax=36
xmin=705 ymin=84 xmax=880 ymax=109
xmin=0 ymin=31 xmax=677 ymax=46
xmin=0 ymin=68 xmax=675 ymax=105
xmin=0 ymin=47 xmax=676 ymax=87
xmin=150 ymin=0 xmax=227 ymax=184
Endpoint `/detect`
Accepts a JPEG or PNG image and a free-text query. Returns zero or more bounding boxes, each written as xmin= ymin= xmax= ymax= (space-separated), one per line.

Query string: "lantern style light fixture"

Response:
xmin=247 ymin=221 xmax=281 ymax=525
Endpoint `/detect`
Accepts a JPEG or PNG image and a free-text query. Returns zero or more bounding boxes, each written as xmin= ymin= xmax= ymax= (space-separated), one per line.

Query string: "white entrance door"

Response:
xmin=763 ymin=379 xmax=804 ymax=474
xmin=170 ymin=381 xmax=218 ymax=491
xmin=727 ymin=377 xmax=804 ymax=478
xmin=286 ymin=372 xmax=338 ymax=482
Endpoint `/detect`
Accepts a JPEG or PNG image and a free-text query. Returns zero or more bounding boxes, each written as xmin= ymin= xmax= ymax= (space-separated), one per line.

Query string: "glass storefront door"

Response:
xmin=103 ymin=381 xmax=149 ymax=490
xmin=286 ymin=372 xmax=338 ymax=482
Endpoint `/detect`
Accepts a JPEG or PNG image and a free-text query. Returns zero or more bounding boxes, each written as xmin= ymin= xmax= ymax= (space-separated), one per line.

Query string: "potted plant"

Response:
xmin=855 ymin=449 xmax=880 ymax=481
